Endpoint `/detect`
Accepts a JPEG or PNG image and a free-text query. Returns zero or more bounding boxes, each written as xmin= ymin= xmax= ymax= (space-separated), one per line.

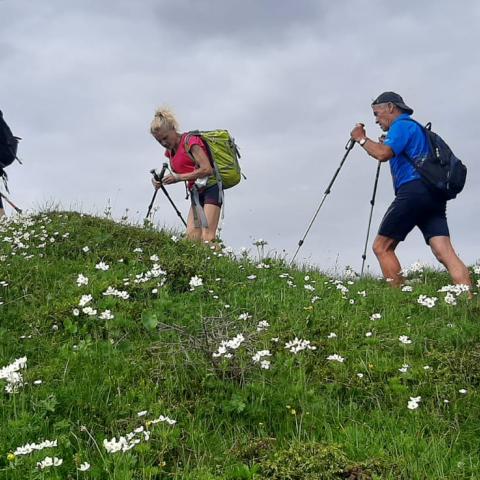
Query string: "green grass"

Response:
xmin=0 ymin=211 xmax=479 ymax=479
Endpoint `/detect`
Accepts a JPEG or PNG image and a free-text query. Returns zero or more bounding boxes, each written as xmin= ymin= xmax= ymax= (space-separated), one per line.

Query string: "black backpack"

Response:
xmin=403 ymin=118 xmax=466 ymax=200
xmin=0 ymin=110 xmax=21 ymax=185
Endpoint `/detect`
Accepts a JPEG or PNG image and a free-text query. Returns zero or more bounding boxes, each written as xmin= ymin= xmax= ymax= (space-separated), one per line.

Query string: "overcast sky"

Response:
xmin=1 ymin=0 xmax=479 ymax=274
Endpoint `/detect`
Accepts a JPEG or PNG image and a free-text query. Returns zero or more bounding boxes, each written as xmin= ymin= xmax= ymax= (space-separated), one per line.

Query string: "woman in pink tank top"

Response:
xmin=150 ymin=107 xmax=222 ymax=243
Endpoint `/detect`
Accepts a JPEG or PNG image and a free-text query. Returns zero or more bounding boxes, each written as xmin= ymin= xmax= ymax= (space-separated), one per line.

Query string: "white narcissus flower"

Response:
xmin=285 ymin=338 xmax=316 ymax=354
xmin=399 ymin=335 xmax=412 ymax=345
xmin=37 ymin=456 xmax=63 ymax=469
xmin=407 ymin=396 xmax=421 ymax=410
xmin=327 ymin=354 xmax=345 ymax=363
xmin=99 ymin=310 xmax=114 ymax=320
xmin=76 ymin=274 xmax=89 ymax=287
xmin=256 ymin=320 xmax=270 ymax=332
xmin=370 ymin=313 xmax=382 ymax=321
xmin=417 ymin=295 xmax=437 ymax=308
xmin=78 ymin=462 xmax=90 ymax=471
xmin=189 ymin=275 xmax=203 ymax=290
xmin=79 ymin=294 xmax=93 ymax=307
xmin=95 ymin=261 xmax=110 ymax=271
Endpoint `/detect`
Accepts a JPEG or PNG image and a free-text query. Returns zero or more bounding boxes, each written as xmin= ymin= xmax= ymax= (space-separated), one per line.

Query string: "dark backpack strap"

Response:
xmin=394 ymin=117 xmax=433 ymax=169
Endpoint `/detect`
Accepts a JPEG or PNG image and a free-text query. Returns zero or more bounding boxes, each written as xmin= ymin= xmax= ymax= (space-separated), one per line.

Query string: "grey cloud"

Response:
xmin=154 ymin=0 xmax=325 ymax=47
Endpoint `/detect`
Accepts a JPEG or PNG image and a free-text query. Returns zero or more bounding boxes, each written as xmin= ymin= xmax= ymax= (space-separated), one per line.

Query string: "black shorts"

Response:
xmin=378 ymin=180 xmax=449 ymax=244
xmin=195 ymin=183 xmax=222 ymax=208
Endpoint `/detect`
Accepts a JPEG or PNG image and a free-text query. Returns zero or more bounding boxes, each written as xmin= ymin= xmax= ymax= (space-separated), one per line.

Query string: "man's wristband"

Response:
xmin=359 ymin=138 xmax=367 ymax=147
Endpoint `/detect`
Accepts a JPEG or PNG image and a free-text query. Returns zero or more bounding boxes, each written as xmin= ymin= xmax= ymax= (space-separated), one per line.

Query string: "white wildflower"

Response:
xmin=14 ymin=439 xmax=57 ymax=456
xmin=95 ymin=261 xmax=110 ymax=271
xmin=252 ymin=350 xmax=272 ymax=367
xmin=417 ymin=294 xmax=437 ymax=308
xmin=189 ymin=275 xmax=203 ymax=290
xmin=326 ymin=354 xmax=345 ymax=363
xmin=79 ymin=294 xmax=93 ymax=307
xmin=284 ymin=337 xmax=316 ymax=354
xmin=37 ymin=456 xmax=63 ymax=469
xmin=407 ymin=396 xmax=421 ymax=410
xmin=399 ymin=335 xmax=412 ymax=345
xmin=76 ymin=274 xmax=89 ymax=287
xmin=256 ymin=320 xmax=270 ymax=332
xmin=99 ymin=310 xmax=114 ymax=320
xmin=78 ymin=462 xmax=91 ymax=471
xmin=399 ymin=364 xmax=410 ymax=373
xmin=212 ymin=334 xmax=245 ymax=358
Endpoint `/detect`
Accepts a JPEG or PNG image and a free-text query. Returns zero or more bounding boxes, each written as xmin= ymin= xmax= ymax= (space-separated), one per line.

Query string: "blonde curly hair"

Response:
xmin=150 ymin=107 xmax=179 ymax=135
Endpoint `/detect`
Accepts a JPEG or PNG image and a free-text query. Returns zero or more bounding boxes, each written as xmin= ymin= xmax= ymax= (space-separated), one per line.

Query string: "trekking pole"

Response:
xmin=360 ymin=161 xmax=381 ymax=277
xmin=145 ymin=164 xmax=167 ymax=219
xmin=159 ymin=184 xmax=187 ymax=227
xmin=146 ymin=164 xmax=187 ymax=227
xmin=0 ymin=191 xmax=22 ymax=214
xmin=291 ymin=137 xmax=356 ymax=264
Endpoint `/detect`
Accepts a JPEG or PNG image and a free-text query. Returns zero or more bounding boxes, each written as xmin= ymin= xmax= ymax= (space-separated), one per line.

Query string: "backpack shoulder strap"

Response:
xmin=184 ymin=131 xmax=202 ymax=154
xmin=395 ymin=117 xmax=434 ymax=159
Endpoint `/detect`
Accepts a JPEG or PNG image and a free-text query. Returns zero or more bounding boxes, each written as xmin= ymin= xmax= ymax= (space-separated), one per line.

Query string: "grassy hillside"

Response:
xmin=0 ymin=212 xmax=479 ymax=479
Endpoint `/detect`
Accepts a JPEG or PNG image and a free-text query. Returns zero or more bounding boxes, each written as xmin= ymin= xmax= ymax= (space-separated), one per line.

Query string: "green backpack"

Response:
xmin=184 ymin=130 xmax=242 ymax=191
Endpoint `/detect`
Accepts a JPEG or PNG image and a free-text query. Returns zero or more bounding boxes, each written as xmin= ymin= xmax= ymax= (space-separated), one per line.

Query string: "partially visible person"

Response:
xmin=150 ymin=107 xmax=221 ymax=243
xmin=350 ymin=91 xmax=471 ymax=289
xmin=1 ymin=109 xmax=21 ymax=219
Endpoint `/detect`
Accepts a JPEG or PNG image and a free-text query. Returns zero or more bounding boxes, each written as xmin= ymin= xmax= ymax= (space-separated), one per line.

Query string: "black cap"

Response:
xmin=371 ymin=91 xmax=413 ymax=115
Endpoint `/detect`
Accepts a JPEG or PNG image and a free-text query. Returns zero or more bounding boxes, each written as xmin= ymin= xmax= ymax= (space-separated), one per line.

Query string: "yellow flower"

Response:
xmin=7 ymin=453 xmax=15 ymax=462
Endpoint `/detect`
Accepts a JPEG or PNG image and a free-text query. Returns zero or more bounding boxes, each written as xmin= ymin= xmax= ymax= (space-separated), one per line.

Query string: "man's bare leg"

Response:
xmin=429 ymin=236 xmax=471 ymax=287
xmin=373 ymin=235 xmax=403 ymax=286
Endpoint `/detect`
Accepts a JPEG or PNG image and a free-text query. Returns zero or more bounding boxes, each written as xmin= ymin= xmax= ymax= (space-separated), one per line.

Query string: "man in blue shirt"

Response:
xmin=350 ymin=91 xmax=471 ymax=288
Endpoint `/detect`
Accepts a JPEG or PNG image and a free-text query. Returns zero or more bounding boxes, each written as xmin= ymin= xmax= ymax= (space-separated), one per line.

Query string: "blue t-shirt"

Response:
xmin=383 ymin=114 xmax=429 ymax=192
